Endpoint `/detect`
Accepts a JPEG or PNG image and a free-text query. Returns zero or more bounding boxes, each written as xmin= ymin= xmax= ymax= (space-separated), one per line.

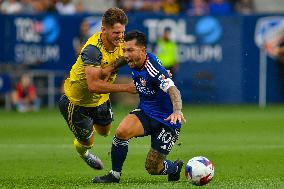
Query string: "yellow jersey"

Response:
xmin=64 ymin=32 xmax=123 ymax=107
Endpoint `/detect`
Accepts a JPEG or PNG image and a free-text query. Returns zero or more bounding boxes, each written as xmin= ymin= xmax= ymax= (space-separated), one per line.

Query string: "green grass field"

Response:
xmin=0 ymin=105 xmax=284 ymax=189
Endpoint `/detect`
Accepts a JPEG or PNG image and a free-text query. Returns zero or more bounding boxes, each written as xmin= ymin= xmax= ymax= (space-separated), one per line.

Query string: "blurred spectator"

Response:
xmin=31 ymin=0 xmax=48 ymax=13
xmin=187 ymin=0 xmax=209 ymax=16
xmin=11 ymin=74 xmax=40 ymax=112
xmin=276 ymin=40 xmax=284 ymax=98
xmin=20 ymin=0 xmax=34 ymax=14
xmin=74 ymin=0 xmax=85 ymax=13
xmin=118 ymin=0 xmax=143 ymax=12
xmin=119 ymin=0 xmax=161 ymax=13
xmin=0 ymin=0 xmax=23 ymax=14
xmin=56 ymin=0 xmax=76 ymax=15
xmin=234 ymin=0 xmax=254 ymax=15
xmin=140 ymin=0 xmax=162 ymax=13
xmin=208 ymin=0 xmax=233 ymax=15
xmin=162 ymin=0 xmax=180 ymax=15
xmin=154 ymin=27 xmax=179 ymax=80
xmin=80 ymin=0 xmax=115 ymax=14
xmin=45 ymin=0 xmax=58 ymax=13
xmin=73 ymin=19 xmax=90 ymax=55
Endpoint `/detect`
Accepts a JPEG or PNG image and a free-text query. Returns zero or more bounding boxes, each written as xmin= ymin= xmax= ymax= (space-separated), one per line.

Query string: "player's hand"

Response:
xmin=164 ymin=111 xmax=186 ymax=125
xmin=126 ymin=82 xmax=137 ymax=94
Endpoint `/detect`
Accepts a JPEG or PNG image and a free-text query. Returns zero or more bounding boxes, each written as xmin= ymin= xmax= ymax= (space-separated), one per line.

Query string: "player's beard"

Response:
xmin=127 ymin=56 xmax=144 ymax=69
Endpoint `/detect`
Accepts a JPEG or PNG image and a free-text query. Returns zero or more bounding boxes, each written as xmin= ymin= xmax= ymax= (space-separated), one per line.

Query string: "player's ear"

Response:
xmin=101 ymin=26 xmax=106 ymax=33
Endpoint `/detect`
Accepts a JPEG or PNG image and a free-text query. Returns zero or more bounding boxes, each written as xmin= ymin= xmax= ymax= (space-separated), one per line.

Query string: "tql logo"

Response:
xmin=15 ymin=15 xmax=60 ymax=44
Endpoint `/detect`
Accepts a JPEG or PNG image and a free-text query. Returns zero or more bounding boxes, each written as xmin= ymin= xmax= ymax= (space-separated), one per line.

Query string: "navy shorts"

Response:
xmin=58 ymin=95 xmax=113 ymax=142
xmin=130 ymin=109 xmax=180 ymax=155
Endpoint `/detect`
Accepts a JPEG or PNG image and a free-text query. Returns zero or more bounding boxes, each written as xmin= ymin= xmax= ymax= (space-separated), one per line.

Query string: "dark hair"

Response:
xmin=124 ymin=30 xmax=147 ymax=48
xmin=102 ymin=7 xmax=128 ymax=27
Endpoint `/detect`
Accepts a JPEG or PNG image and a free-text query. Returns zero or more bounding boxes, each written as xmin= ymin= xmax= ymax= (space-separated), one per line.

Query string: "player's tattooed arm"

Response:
xmin=166 ymin=86 xmax=186 ymax=124
xmin=101 ymin=57 xmax=127 ymax=81
xmin=168 ymin=86 xmax=182 ymax=114
xmin=145 ymin=148 xmax=166 ymax=175
xmin=112 ymin=57 xmax=127 ymax=71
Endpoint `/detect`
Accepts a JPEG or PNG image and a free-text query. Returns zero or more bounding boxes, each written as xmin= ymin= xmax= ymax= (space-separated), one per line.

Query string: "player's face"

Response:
xmin=123 ymin=39 xmax=146 ymax=69
xmin=102 ymin=23 xmax=125 ymax=48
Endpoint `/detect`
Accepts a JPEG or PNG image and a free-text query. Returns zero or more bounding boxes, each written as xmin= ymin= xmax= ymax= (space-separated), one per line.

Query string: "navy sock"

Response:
xmin=111 ymin=136 xmax=129 ymax=172
xmin=161 ymin=160 xmax=178 ymax=175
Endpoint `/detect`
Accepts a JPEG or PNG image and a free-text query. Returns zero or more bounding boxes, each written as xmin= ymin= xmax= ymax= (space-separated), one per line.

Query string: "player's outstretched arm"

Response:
xmin=165 ymin=86 xmax=186 ymax=124
xmin=101 ymin=57 xmax=127 ymax=81
xmin=85 ymin=66 xmax=134 ymax=94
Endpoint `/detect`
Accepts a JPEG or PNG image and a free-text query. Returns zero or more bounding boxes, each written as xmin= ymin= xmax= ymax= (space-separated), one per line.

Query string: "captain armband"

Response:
xmin=159 ymin=78 xmax=175 ymax=92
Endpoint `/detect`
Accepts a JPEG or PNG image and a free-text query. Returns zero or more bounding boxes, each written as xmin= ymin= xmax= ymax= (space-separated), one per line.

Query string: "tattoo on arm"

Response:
xmin=145 ymin=148 xmax=166 ymax=175
xmin=112 ymin=57 xmax=127 ymax=70
xmin=168 ymin=86 xmax=182 ymax=113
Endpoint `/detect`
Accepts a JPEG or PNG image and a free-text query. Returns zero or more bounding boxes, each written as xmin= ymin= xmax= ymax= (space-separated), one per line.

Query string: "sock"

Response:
xmin=161 ymin=160 xmax=178 ymax=175
xmin=111 ymin=136 xmax=129 ymax=172
xmin=73 ymin=138 xmax=93 ymax=157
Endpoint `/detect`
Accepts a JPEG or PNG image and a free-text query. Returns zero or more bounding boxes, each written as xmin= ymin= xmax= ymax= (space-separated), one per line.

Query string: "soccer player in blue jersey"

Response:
xmin=93 ymin=31 xmax=186 ymax=183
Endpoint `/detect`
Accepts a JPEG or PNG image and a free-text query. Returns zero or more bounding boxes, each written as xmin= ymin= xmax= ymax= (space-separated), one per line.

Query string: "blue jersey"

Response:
xmin=131 ymin=53 xmax=181 ymax=129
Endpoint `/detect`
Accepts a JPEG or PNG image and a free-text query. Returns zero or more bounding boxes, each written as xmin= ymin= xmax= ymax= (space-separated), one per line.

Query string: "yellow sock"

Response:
xmin=73 ymin=139 xmax=93 ymax=157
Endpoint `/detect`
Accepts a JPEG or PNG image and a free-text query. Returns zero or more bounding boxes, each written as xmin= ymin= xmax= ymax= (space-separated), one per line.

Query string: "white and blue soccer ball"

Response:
xmin=185 ymin=156 xmax=214 ymax=186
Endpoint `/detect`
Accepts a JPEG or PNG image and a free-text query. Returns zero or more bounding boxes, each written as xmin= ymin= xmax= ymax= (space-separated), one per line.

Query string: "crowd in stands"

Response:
xmin=0 ymin=0 xmax=257 ymax=15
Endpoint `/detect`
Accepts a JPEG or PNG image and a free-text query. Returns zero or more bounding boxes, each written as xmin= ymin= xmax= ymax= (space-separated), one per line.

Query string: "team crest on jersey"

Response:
xmin=135 ymin=77 xmax=155 ymax=95
xmin=159 ymin=74 xmax=166 ymax=81
xmin=140 ymin=78 xmax=147 ymax=86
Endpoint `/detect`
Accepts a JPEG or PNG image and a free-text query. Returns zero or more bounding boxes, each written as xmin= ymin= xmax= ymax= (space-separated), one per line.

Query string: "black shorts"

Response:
xmin=130 ymin=109 xmax=180 ymax=155
xmin=58 ymin=95 xmax=113 ymax=142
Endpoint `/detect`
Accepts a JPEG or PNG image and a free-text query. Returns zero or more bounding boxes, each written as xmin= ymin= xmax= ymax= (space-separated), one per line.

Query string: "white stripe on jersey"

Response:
xmin=146 ymin=61 xmax=159 ymax=77
xmin=146 ymin=65 xmax=156 ymax=77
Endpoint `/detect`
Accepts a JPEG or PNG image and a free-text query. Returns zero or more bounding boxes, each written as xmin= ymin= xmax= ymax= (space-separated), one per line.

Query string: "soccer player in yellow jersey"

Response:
xmin=59 ymin=7 xmax=135 ymax=170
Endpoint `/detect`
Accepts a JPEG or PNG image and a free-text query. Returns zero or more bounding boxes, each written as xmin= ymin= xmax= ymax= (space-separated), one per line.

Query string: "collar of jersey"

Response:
xmin=138 ymin=55 xmax=148 ymax=70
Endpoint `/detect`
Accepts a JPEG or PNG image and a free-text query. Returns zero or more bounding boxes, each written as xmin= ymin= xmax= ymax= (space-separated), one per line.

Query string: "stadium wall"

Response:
xmin=0 ymin=13 xmax=283 ymax=104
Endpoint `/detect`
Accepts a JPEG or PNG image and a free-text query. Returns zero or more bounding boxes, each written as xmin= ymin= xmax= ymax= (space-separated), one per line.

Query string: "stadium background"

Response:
xmin=0 ymin=0 xmax=284 ymax=188
xmin=0 ymin=0 xmax=284 ymax=108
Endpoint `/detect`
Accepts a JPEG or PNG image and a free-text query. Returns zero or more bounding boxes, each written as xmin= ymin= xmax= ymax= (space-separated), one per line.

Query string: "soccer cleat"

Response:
xmin=81 ymin=153 xmax=104 ymax=170
xmin=92 ymin=172 xmax=120 ymax=183
xmin=168 ymin=159 xmax=184 ymax=181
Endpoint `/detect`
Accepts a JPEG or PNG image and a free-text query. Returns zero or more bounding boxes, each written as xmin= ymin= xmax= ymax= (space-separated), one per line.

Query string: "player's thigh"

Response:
xmin=91 ymin=100 xmax=113 ymax=136
xmin=58 ymin=95 xmax=94 ymax=143
xmin=115 ymin=114 xmax=144 ymax=140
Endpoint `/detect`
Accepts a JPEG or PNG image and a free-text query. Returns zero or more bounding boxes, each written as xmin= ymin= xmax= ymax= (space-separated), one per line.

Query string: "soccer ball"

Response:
xmin=185 ymin=156 xmax=214 ymax=186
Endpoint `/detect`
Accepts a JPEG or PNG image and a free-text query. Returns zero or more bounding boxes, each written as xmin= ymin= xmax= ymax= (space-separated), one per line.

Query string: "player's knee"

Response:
xmin=115 ymin=126 xmax=131 ymax=140
xmin=94 ymin=124 xmax=111 ymax=137
xmin=96 ymin=129 xmax=110 ymax=137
